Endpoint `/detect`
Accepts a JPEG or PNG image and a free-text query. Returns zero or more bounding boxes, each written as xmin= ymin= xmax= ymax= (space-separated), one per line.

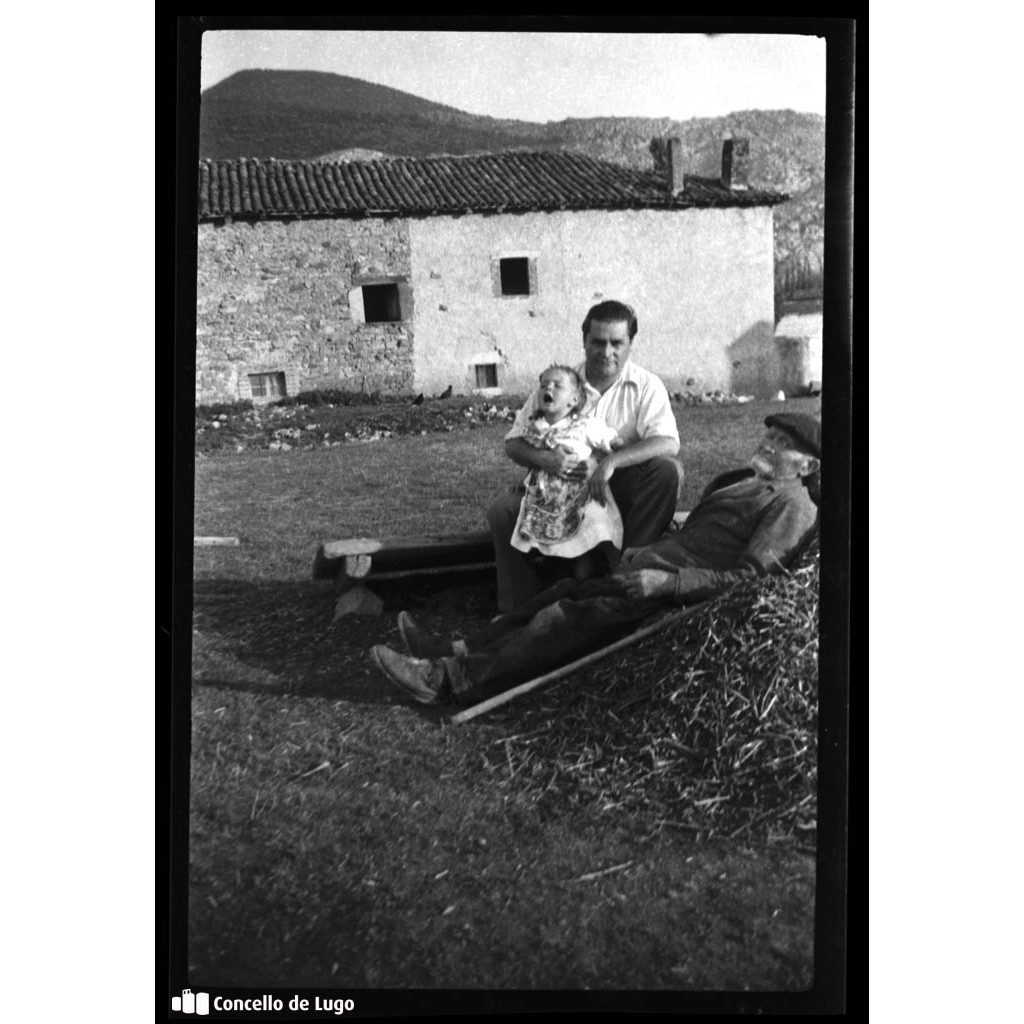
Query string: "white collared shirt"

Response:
xmin=506 ymin=360 xmax=679 ymax=447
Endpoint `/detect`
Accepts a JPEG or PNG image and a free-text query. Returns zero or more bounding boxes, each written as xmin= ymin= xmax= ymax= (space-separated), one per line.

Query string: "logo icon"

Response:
xmin=172 ymin=989 xmax=210 ymax=1015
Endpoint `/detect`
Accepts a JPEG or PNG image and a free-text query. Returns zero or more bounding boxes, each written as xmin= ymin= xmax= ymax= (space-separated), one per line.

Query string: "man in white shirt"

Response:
xmin=488 ymin=300 xmax=683 ymax=611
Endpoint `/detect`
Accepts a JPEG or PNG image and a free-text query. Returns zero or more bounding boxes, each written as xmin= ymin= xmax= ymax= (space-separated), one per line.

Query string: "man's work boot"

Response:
xmin=396 ymin=611 xmax=454 ymax=660
xmin=370 ymin=645 xmax=451 ymax=705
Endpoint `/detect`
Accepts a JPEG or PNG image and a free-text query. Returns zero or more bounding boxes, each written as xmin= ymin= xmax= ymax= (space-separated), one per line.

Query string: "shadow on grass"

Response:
xmin=191 ymin=570 xmax=498 ymax=705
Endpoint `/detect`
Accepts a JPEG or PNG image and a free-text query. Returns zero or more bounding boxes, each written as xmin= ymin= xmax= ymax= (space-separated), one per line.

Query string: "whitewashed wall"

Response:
xmin=408 ymin=205 xmax=778 ymax=397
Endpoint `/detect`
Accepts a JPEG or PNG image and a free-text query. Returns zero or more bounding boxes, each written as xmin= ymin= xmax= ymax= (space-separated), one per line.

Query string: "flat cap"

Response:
xmin=765 ymin=412 xmax=821 ymax=459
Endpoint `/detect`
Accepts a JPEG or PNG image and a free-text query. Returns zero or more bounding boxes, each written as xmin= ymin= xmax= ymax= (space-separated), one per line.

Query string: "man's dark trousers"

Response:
xmin=445 ymin=576 xmax=666 ymax=705
xmin=487 ymin=456 xmax=683 ymax=612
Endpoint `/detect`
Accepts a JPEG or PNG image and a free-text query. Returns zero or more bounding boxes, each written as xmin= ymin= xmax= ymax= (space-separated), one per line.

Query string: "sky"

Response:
xmin=199 ymin=29 xmax=826 ymax=122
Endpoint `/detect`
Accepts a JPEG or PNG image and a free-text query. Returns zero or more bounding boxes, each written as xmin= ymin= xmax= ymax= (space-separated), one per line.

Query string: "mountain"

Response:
xmin=199 ymin=69 xmax=555 ymax=162
xmin=200 ymin=70 xmax=824 ymax=284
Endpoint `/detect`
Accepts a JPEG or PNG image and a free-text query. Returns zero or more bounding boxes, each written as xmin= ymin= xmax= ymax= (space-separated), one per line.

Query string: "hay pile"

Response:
xmin=488 ymin=542 xmax=820 ymax=844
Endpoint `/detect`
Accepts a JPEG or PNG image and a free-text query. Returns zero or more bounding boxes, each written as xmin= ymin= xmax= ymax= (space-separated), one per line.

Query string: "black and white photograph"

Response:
xmin=173 ymin=16 xmax=853 ymax=1014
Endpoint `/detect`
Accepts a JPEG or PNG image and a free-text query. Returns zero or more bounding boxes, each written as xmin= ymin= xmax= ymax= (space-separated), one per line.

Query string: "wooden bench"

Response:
xmin=313 ymin=512 xmax=690 ymax=619
xmin=313 ymin=529 xmax=498 ymax=617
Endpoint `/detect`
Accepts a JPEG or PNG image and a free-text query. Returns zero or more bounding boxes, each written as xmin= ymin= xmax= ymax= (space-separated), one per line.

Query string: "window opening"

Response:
xmin=248 ymin=372 xmax=286 ymax=398
xmin=499 ymin=257 xmax=531 ymax=296
xmin=362 ymin=283 xmax=402 ymax=322
xmin=474 ymin=364 xmax=498 ymax=388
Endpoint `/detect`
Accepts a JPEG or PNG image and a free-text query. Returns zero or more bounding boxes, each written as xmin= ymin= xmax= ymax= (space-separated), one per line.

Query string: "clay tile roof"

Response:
xmin=197 ymin=151 xmax=787 ymax=222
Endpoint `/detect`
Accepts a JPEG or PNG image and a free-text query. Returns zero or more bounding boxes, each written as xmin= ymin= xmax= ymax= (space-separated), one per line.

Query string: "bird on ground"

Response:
xmin=437 ymin=385 xmax=453 ymax=400
xmin=411 ymin=393 xmax=425 ymax=406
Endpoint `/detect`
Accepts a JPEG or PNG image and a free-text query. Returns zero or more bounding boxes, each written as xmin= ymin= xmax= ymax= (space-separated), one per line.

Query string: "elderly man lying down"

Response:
xmin=370 ymin=412 xmax=821 ymax=708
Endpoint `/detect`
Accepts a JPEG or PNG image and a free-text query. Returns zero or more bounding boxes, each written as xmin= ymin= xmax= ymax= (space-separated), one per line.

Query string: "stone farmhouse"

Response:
xmin=195 ymin=139 xmax=791 ymax=405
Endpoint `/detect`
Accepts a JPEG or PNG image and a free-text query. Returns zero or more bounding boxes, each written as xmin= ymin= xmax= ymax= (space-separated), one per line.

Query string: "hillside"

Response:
xmin=549 ymin=111 xmax=824 ymax=273
xmin=200 ymin=70 xmax=824 ymax=282
xmin=199 ymin=69 xmax=556 ymax=162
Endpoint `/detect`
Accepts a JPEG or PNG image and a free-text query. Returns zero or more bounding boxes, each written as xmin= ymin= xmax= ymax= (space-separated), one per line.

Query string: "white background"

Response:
xmin=3 ymin=9 xmax=1022 ymax=1020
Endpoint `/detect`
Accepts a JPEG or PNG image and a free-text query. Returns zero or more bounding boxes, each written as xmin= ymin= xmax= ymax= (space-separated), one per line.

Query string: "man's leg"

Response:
xmin=487 ymin=487 xmax=545 ymax=612
xmin=610 ymin=457 xmax=684 ymax=548
xmin=373 ymin=577 xmax=653 ymax=705
xmin=446 ymin=588 xmax=660 ymax=705
xmin=396 ymin=576 xmax=607 ymax=660
xmin=463 ymin=574 xmax=630 ymax=649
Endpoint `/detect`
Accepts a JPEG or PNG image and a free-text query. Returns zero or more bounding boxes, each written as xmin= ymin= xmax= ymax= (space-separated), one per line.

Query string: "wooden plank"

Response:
xmin=314 ymin=532 xmax=493 ymax=579
xmin=313 ymin=512 xmax=690 ymax=580
xmin=321 ymin=530 xmax=492 ymax=559
xmin=364 ymin=561 xmax=494 ymax=581
xmin=448 ymin=602 xmax=706 ymax=725
xmin=321 ymin=537 xmax=386 ymax=557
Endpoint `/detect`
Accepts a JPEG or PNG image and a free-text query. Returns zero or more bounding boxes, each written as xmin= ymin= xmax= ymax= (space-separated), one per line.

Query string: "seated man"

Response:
xmin=372 ymin=413 xmax=821 ymax=708
xmin=488 ymin=299 xmax=683 ymax=612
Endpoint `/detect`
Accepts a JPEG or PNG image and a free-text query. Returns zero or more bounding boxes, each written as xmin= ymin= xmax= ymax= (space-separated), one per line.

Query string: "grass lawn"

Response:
xmin=189 ymin=396 xmax=822 ymax=993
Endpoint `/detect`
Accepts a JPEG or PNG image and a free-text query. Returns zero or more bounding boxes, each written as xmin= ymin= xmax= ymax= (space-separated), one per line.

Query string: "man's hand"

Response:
xmin=618 ymin=569 xmax=677 ymax=601
xmin=505 ymin=437 xmax=587 ymax=478
xmin=543 ymin=444 xmax=589 ymax=479
xmin=587 ymin=457 xmax=616 ymax=505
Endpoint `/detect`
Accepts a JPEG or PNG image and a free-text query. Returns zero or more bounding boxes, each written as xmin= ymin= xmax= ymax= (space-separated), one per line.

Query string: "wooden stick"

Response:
xmin=569 ymin=860 xmax=633 ymax=883
xmin=448 ymin=602 xmax=707 ymax=725
xmin=194 ymin=536 xmax=240 ymax=546
xmin=289 ymin=760 xmax=331 ymax=782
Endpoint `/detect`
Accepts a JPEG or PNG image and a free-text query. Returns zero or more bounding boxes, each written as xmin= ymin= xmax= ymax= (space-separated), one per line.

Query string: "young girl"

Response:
xmin=510 ymin=364 xmax=625 ymax=579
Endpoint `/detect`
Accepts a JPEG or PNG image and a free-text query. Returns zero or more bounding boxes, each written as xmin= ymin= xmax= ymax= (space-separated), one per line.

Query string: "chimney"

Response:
xmin=721 ymin=137 xmax=749 ymax=191
xmin=666 ymin=137 xmax=685 ymax=195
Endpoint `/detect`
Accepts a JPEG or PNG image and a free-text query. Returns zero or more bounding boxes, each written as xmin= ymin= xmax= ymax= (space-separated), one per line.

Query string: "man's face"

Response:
xmin=750 ymin=427 xmax=815 ymax=480
xmin=583 ymin=319 xmax=633 ymax=381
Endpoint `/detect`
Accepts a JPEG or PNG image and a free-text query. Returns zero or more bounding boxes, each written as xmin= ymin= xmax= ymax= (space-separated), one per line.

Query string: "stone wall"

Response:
xmin=196 ymin=217 xmax=415 ymax=404
xmin=196 ymin=203 xmax=783 ymax=404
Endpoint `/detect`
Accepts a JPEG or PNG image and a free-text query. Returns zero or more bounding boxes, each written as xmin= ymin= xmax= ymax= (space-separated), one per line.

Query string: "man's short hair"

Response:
xmin=581 ymin=300 xmax=638 ymax=341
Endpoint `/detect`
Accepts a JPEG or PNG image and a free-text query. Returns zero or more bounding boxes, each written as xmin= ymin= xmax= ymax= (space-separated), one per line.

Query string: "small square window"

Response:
xmin=248 ymin=372 xmax=286 ymax=398
xmin=474 ymin=364 xmax=498 ymax=388
xmin=499 ymin=257 xmax=531 ymax=296
xmin=362 ymin=283 xmax=402 ymax=322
